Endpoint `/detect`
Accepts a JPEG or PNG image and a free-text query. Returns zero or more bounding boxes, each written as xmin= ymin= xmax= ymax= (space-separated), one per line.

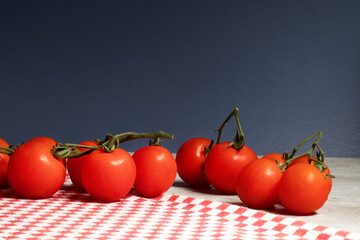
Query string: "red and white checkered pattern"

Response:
xmin=0 ymin=177 xmax=359 ymax=240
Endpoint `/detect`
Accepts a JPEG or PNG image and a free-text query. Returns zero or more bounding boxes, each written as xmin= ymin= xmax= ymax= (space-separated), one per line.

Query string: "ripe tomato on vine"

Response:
xmin=7 ymin=137 xmax=66 ymax=199
xmin=204 ymin=108 xmax=258 ymax=194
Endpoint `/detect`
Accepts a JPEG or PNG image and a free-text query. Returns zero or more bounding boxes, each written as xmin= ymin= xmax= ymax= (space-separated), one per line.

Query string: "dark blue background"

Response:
xmin=1 ymin=1 xmax=359 ymax=157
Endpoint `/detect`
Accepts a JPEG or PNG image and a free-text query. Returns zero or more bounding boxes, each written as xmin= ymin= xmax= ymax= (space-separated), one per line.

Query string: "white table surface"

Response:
xmin=166 ymin=157 xmax=360 ymax=234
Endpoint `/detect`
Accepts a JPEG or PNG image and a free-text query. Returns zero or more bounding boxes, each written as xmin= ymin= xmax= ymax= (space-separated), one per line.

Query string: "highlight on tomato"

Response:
xmin=204 ymin=108 xmax=257 ymax=194
xmin=176 ymin=138 xmax=212 ymax=188
xmin=7 ymin=136 xmax=66 ymax=199
xmin=0 ymin=138 xmax=11 ymax=188
xmin=26 ymin=136 xmax=67 ymax=169
xmin=132 ymin=141 xmax=177 ymax=198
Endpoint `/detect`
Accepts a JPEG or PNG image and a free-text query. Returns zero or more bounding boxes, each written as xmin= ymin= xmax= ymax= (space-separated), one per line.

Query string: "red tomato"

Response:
xmin=236 ymin=158 xmax=283 ymax=209
xmin=81 ymin=148 xmax=136 ymax=202
xmin=7 ymin=139 xmax=66 ymax=199
xmin=261 ymin=153 xmax=285 ymax=166
xmin=277 ymin=163 xmax=330 ymax=215
xmin=26 ymin=136 xmax=66 ymax=169
xmin=0 ymin=138 xmax=11 ymax=188
xmin=176 ymin=138 xmax=211 ymax=188
xmin=289 ymin=155 xmax=316 ymax=167
xmin=132 ymin=145 xmax=177 ymax=198
xmin=290 ymin=155 xmax=332 ymax=193
xmin=67 ymin=141 xmax=99 ymax=191
xmin=26 ymin=136 xmax=57 ymax=148
xmin=204 ymin=142 xmax=257 ymax=194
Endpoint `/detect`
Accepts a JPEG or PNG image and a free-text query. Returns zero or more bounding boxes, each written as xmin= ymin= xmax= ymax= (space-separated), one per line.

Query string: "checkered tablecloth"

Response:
xmin=0 ymin=177 xmax=359 ymax=240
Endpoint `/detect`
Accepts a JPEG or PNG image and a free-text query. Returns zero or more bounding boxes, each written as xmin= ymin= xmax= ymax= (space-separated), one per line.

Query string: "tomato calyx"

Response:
xmin=149 ymin=138 xmax=162 ymax=146
xmin=52 ymin=130 xmax=174 ymax=159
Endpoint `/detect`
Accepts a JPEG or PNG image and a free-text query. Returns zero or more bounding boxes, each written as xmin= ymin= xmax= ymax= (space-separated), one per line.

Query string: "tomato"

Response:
xmin=67 ymin=141 xmax=99 ymax=191
xmin=204 ymin=142 xmax=257 ymax=194
xmin=81 ymin=148 xmax=136 ymax=202
xmin=7 ymin=139 xmax=66 ymax=199
xmin=261 ymin=153 xmax=285 ymax=166
xmin=176 ymin=138 xmax=211 ymax=188
xmin=236 ymin=158 xmax=282 ymax=209
xmin=132 ymin=145 xmax=177 ymax=198
xmin=0 ymin=138 xmax=11 ymax=188
xmin=290 ymin=155 xmax=332 ymax=193
xmin=277 ymin=163 xmax=330 ymax=215
xmin=26 ymin=136 xmax=66 ymax=169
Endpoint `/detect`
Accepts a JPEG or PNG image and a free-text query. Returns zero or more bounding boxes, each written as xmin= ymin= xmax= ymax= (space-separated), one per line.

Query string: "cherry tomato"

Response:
xmin=261 ymin=153 xmax=285 ymax=166
xmin=81 ymin=148 xmax=136 ymax=202
xmin=290 ymin=155 xmax=332 ymax=193
xmin=7 ymin=139 xmax=66 ymax=199
xmin=236 ymin=158 xmax=283 ymax=209
xmin=176 ymin=138 xmax=211 ymax=188
xmin=277 ymin=163 xmax=330 ymax=215
xmin=0 ymin=138 xmax=10 ymax=188
xmin=204 ymin=142 xmax=257 ymax=194
xmin=67 ymin=141 xmax=99 ymax=191
xmin=26 ymin=136 xmax=66 ymax=169
xmin=132 ymin=145 xmax=177 ymax=198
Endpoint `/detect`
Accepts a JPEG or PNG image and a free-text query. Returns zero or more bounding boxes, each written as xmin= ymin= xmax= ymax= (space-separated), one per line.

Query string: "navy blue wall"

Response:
xmin=1 ymin=1 xmax=359 ymax=157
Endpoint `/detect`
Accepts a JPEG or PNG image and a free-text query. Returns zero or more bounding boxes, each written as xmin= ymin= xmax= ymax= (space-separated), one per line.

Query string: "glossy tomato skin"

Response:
xmin=290 ymin=155 xmax=332 ymax=193
xmin=26 ymin=136 xmax=57 ymax=148
xmin=236 ymin=158 xmax=282 ymax=209
xmin=261 ymin=153 xmax=285 ymax=166
xmin=67 ymin=141 xmax=99 ymax=191
xmin=205 ymin=142 xmax=258 ymax=194
xmin=289 ymin=155 xmax=316 ymax=167
xmin=176 ymin=138 xmax=211 ymax=188
xmin=7 ymin=140 xmax=66 ymax=199
xmin=0 ymin=138 xmax=11 ymax=188
xmin=81 ymin=148 xmax=136 ymax=202
xmin=26 ymin=136 xmax=66 ymax=169
xmin=132 ymin=146 xmax=177 ymax=198
xmin=277 ymin=163 xmax=330 ymax=215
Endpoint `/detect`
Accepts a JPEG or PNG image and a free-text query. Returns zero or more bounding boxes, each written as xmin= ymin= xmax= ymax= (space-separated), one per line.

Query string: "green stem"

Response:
xmin=287 ymin=131 xmax=323 ymax=159
xmin=215 ymin=108 xmax=245 ymax=149
xmin=52 ymin=144 xmax=101 ymax=159
xmin=115 ymin=130 xmax=174 ymax=145
xmin=52 ymin=130 xmax=175 ymax=158
xmin=0 ymin=146 xmax=15 ymax=155
xmin=279 ymin=140 xmax=326 ymax=172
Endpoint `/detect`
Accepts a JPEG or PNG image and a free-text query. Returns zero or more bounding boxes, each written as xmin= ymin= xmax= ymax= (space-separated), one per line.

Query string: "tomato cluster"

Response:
xmin=0 ymin=108 xmax=334 ymax=215
xmin=0 ymin=131 xmax=177 ymax=203
xmin=176 ymin=109 xmax=333 ymax=215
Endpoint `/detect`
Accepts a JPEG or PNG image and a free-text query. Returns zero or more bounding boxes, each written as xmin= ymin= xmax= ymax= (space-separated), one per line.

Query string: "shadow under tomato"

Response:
xmin=171 ymin=179 xmax=227 ymax=196
xmin=0 ymin=187 xmax=20 ymax=199
xmin=224 ymin=202 xmax=318 ymax=217
xmin=266 ymin=205 xmax=318 ymax=216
